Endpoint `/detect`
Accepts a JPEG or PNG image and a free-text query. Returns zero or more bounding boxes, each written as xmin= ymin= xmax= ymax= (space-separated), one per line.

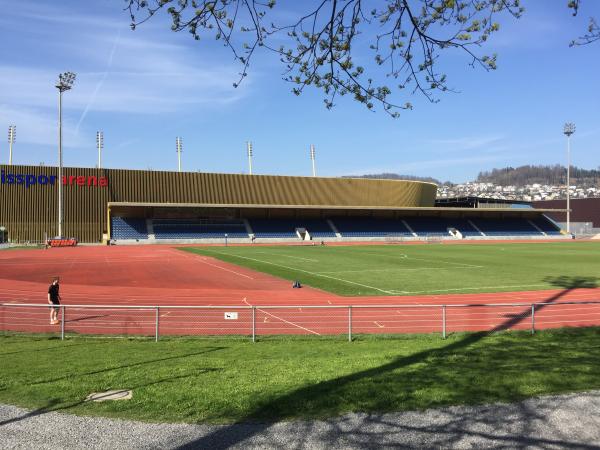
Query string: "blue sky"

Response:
xmin=0 ymin=0 xmax=598 ymax=183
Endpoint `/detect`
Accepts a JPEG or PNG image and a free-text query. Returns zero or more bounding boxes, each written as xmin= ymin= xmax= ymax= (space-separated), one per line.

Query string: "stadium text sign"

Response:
xmin=1 ymin=170 xmax=108 ymax=188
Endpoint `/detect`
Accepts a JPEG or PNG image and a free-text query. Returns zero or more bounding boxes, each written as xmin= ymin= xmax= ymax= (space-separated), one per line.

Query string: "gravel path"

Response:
xmin=2 ymin=391 xmax=600 ymax=449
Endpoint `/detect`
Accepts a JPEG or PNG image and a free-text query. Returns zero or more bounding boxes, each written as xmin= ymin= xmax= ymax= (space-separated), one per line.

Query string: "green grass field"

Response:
xmin=2 ymin=328 xmax=600 ymax=423
xmin=183 ymin=241 xmax=600 ymax=296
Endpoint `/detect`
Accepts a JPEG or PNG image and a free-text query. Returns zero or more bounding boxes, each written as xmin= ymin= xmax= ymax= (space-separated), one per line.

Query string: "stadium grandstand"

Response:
xmin=0 ymin=164 xmax=567 ymax=244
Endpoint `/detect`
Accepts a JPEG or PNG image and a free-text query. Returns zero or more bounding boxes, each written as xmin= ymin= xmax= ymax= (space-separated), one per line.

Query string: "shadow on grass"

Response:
xmin=177 ymin=276 xmax=600 ymax=448
xmin=29 ymin=346 xmax=226 ymax=386
xmin=0 ymin=339 xmax=113 ymax=357
xmin=0 ymin=367 xmax=222 ymax=427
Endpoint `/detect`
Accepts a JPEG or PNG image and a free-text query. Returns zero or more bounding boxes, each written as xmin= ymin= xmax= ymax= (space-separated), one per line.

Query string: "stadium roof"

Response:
xmin=108 ymin=202 xmax=566 ymax=213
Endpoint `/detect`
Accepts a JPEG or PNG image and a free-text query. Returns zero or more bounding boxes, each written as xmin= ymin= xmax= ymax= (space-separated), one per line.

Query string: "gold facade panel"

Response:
xmin=0 ymin=165 xmax=436 ymax=242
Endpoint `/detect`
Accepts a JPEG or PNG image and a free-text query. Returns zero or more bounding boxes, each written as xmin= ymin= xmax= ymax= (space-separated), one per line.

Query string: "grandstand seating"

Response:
xmin=470 ymin=218 xmax=543 ymax=236
xmin=153 ymin=219 xmax=248 ymax=239
xmin=333 ymin=218 xmax=413 ymax=237
xmin=404 ymin=217 xmax=480 ymax=237
xmin=111 ymin=217 xmax=149 ymax=240
xmin=111 ymin=214 xmax=564 ymax=241
xmin=249 ymin=219 xmax=336 ymax=238
xmin=531 ymin=216 xmax=563 ymax=236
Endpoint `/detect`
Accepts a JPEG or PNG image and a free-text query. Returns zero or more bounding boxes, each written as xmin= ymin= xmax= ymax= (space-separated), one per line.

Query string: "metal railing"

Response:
xmin=2 ymin=301 xmax=600 ymax=341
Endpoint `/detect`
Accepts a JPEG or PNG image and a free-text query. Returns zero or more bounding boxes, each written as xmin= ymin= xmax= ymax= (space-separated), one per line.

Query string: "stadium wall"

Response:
xmin=0 ymin=164 xmax=437 ymax=243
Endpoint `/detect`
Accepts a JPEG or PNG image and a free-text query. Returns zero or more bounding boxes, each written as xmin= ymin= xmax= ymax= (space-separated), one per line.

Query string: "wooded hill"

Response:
xmin=476 ymin=165 xmax=600 ymax=187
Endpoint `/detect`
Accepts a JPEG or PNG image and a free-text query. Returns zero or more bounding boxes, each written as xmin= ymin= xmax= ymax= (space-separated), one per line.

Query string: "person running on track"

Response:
xmin=47 ymin=277 xmax=61 ymax=325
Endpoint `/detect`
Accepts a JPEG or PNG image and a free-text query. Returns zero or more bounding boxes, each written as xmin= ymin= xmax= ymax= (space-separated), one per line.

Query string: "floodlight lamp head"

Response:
xmin=96 ymin=131 xmax=104 ymax=148
xmin=8 ymin=125 xmax=15 ymax=143
xmin=563 ymin=122 xmax=576 ymax=137
xmin=56 ymin=71 xmax=76 ymax=91
xmin=176 ymin=137 xmax=183 ymax=152
xmin=247 ymin=141 xmax=253 ymax=157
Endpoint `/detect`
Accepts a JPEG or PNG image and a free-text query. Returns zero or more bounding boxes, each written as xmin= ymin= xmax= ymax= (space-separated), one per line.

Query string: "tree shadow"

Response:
xmin=0 ymin=340 xmax=112 ymax=357
xmin=176 ymin=277 xmax=600 ymax=448
xmin=0 ymin=367 xmax=222 ymax=427
xmin=29 ymin=346 xmax=226 ymax=386
xmin=543 ymin=275 xmax=599 ymax=290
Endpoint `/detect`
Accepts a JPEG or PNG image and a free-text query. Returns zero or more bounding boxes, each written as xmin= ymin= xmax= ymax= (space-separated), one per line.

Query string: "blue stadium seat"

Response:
xmin=470 ymin=218 xmax=544 ymax=236
xmin=531 ymin=216 xmax=563 ymax=236
xmin=404 ymin=217 xmax=481 ymax=237
xmin=333 ymin=218 xmax=412 ymax=238
xmin=153 ymin=219 xmax=248 ymax=240
xmin=111 ymin=217 xmax=149 ymax=240
xmin=248 ymin=219 xmax=336 ymax=238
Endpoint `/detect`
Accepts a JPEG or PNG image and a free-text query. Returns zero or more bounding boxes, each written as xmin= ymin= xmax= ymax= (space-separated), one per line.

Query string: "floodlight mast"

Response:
xmin=56 ymin=71 xmax=76 ymax=238
xmin=176 ymin=137 xmax=183 ymax=173
xmin=96 ymin=131 xmax=104 ymax=169
xmin=310 ymin=144 xmax=316 ymax=177
xmin=247 ymin=141 xmax=253 ymax=175
xmin=563 ymin=123 xmax=575 ymax=235
xmin=8 ymin=125 xmax=15 ymax=165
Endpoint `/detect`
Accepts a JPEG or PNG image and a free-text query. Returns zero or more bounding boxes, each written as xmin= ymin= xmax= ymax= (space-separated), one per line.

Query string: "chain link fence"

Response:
xmin=2 ymin=302 xmax=600 ymax=341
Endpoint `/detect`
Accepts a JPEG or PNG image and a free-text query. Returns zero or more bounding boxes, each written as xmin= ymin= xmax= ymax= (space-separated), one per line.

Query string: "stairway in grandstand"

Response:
xmin=248 ymin=219 xmax=336 ymax=239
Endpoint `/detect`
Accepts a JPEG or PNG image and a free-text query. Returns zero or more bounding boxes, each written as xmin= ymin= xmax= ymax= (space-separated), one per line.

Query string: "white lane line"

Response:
xmin=395 ymin=284 xmax=550 ymax=294
xmin=374 ymin=321 xmax=384 ymax=328
xmin=243 ymin=297 xmax=252 ymax=306
xmin=258 ymin=308 xmax=321 ymax=335
xmin=160 ymin=311 xmax=171 ymax=318
xmin=202 ymin=250 xmax=396 ymax=295
xmin=194 ymin=257 xmax=254 ymax=279
xmin=173 ymin=248 xmax=255 ymax=279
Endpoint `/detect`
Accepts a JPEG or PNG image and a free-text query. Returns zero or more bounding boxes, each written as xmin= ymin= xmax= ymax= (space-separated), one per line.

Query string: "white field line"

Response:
xmin=255 ymin=251 xmax=319 ymax=263
xmin=393 ymin=284 xmax=550 ymax=295
xmin=333 ymin=248 xmax=481 ymax=268
xmin=202 ymin=250 xmax=397 ymax=295
xmin=258 ymin=308 xmax=321 ymax=335
xmin=321 ymin=266 xmax=483 ymax=274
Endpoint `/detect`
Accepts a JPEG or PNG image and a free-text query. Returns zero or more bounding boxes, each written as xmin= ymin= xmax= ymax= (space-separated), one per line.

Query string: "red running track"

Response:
xmin=1 ymin=245 xmax=599 ymax=337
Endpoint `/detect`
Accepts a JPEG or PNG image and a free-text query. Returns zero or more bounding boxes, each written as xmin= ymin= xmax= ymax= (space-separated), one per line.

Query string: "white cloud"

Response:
xmin=0 ymin=1 xmax=250 ymax=133
xmin=0 ymin=105 xmax=86 ymax=148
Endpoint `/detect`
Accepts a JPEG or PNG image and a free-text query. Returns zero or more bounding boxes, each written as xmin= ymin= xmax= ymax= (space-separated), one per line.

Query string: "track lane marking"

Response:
xmin=258 ymin=308 xmax=321 ymax=335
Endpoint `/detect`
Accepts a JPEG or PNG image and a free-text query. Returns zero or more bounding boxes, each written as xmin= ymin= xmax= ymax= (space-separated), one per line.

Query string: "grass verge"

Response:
xmin=2 ymin=327 xmax=600 ymax=424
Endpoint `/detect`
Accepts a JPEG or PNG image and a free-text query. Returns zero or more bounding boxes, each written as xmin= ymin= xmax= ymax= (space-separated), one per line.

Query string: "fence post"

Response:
xmin=348 ymin=306 xmax=352 ymax=342
xmin=252 ymin=306 xmax=256 ymax=342
xmin=61 ymin=305 xmax=65 ymax=340
xmin=531 ymin=304 xmax=535 ymax=335
xmin=442 ymin=305 xmax=446 ymax=339
xmin=155 ymin=306 xmax=159 ymax=342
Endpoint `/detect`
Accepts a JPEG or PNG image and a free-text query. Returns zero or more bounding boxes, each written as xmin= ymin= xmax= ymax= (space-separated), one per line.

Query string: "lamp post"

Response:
xmin=246 ymin=141 xmax=253 ymax=175
xmin=56 ymin=72 xmax=76 ymax=237
xmin=8 ymin=125 xmax=15 ymax=165
xmin=96 ymin=131 xmax=103 ymax=169
xmin=176 ymin=137 xmax=183 ymax=172
xmin=310 ymin=144 xmax=316 ymax=177
xmin=563 ymin=123 xmax=575 ymax=234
